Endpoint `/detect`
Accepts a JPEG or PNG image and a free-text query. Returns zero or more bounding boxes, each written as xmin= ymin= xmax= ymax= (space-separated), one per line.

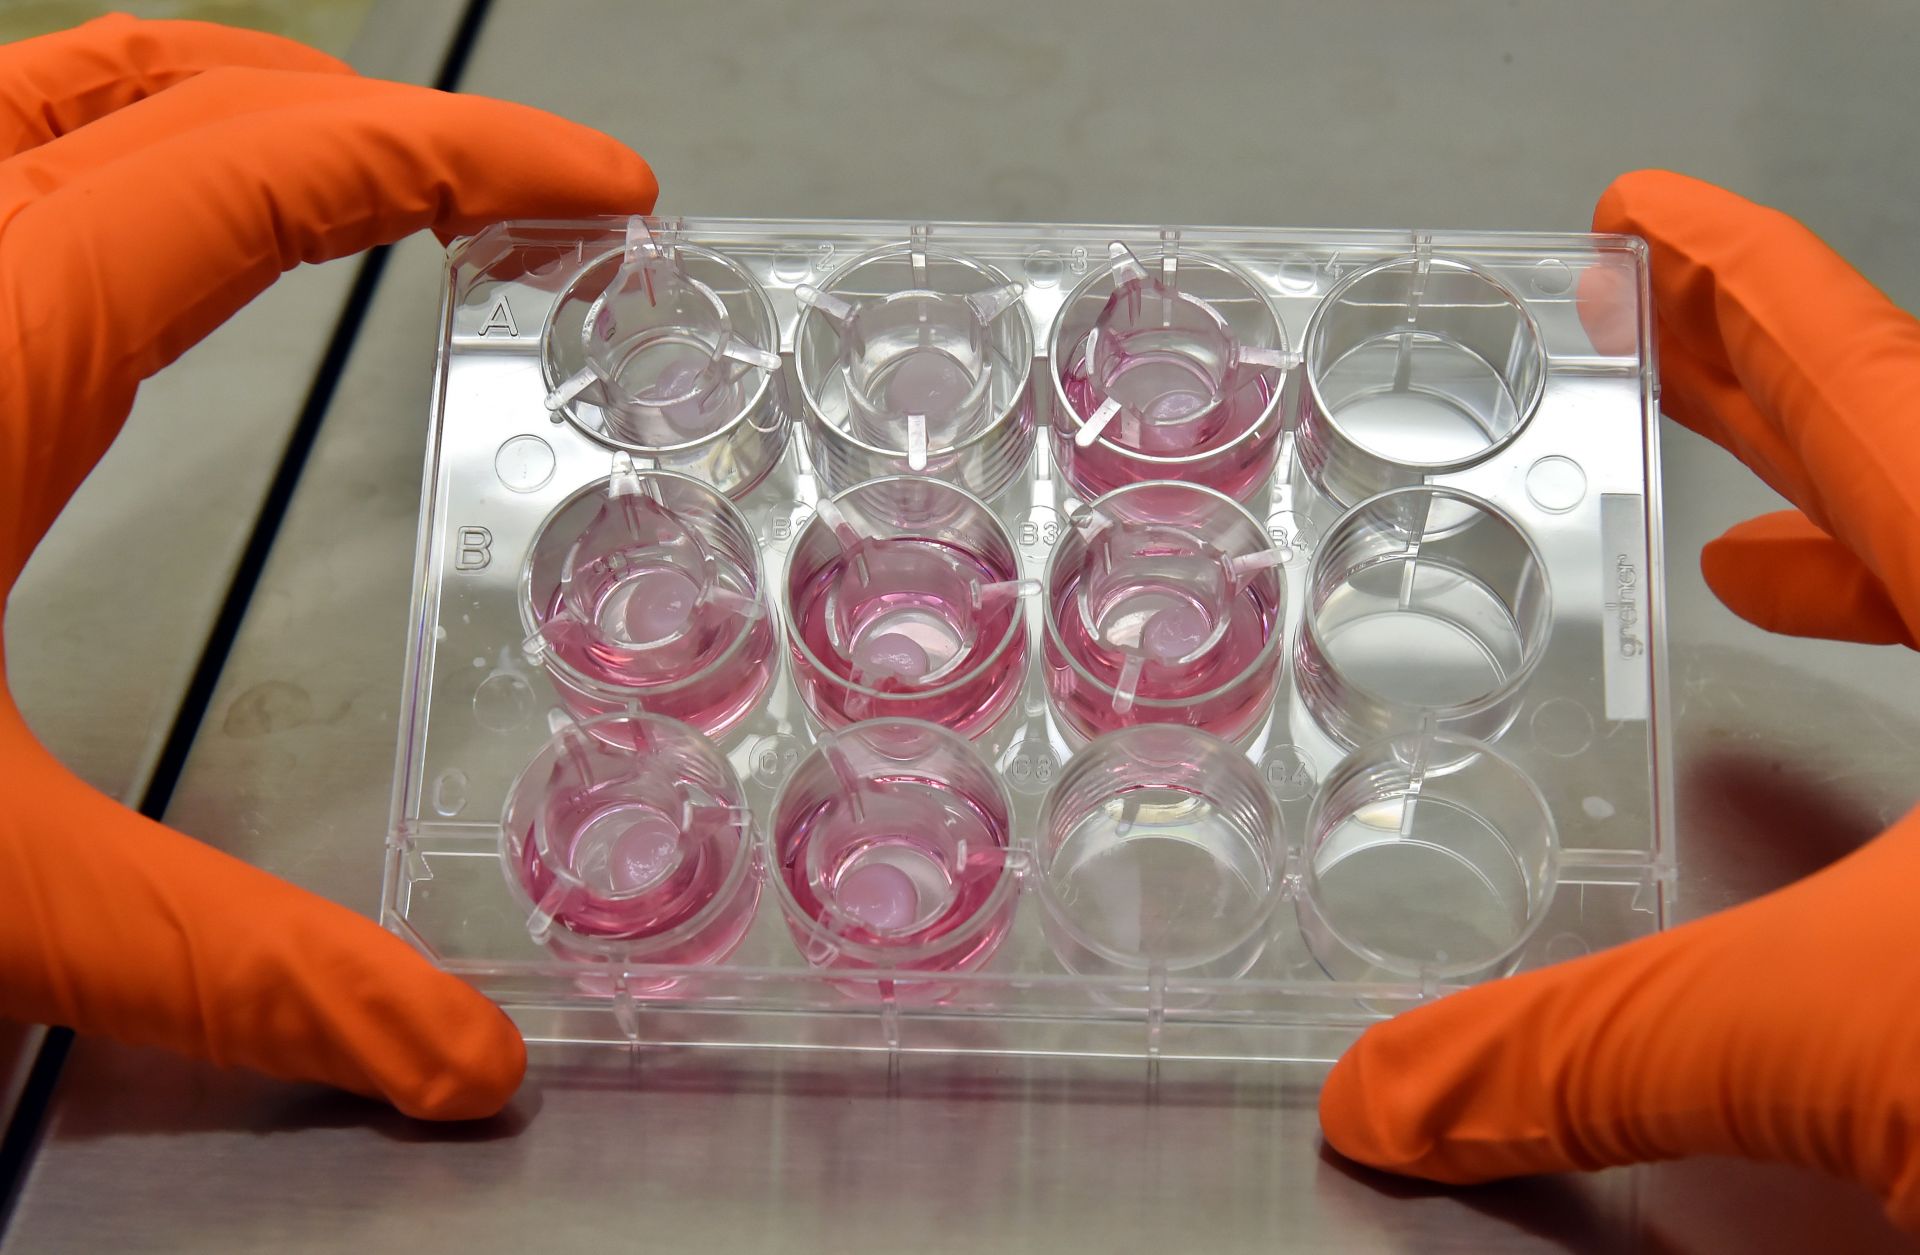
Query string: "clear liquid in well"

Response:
xmin=550 ymin=555 xmax=766 ymax=673
xmin=1050 ymin=786 xmax=1271 ymax=965
xmin=570 ymin=802 xmax=688 ymax=895
xmin=550 ymin=490 xmax=760 ymax=681
xmin=839 ymin=292 xmax=1001 ymax=451
xmin=1080 ymin=557 xmax=1233 ymax=666
xmin=598 ymin=564 xmax=700 ymax=646
xmin=872 ymin=346 xmax=975 ymax=414
xmin=825 ymin=837 xmax=956 ymax=935
xmin=1056 ymin=337 xmax=1281 ymax=502
xmin=1102 ymin=351 xmax=1221 ymax=424
xmin=1063 ymin=339 xmax=1274 ymax=457
xmin=825 ymin=544 xmax=983 ymax=685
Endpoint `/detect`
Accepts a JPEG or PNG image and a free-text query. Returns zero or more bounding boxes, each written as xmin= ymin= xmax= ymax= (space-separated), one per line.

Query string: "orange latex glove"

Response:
xmin=1319 ymin=169 xmax=1920 ymax=1231
xmin=0 ymin=15 xmax=656 ymax=1119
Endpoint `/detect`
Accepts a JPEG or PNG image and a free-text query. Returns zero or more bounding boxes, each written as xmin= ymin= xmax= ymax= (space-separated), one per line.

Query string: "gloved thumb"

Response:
xmin=0 ymin=694 xmax=523 ymax=1119
xmin=1318 ymin=805 xmax=1920 ymax=1232
xmin=1702 ymin=509 xmax=1916 ymax=647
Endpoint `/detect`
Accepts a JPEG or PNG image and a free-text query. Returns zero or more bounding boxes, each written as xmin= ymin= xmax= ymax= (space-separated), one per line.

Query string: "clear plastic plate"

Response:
xmin=384 ymin=216 xmax=1670 ymax=1062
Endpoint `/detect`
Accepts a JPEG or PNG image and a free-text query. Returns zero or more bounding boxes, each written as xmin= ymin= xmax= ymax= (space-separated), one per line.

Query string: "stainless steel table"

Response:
xmin=8 ymin=1 xmax=1920 ymax=1249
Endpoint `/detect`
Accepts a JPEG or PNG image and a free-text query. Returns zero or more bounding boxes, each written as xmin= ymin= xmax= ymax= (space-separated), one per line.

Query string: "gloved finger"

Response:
xmin=1594 ymin=170 xmax=1920 ymax=638
xmin=0 ymin=694 xmax=523 ymax=1119
xmin=0 ymin=13 xmax=351 ymax=160
xmin=1576 ymin=215 xmax=1815 ymax=512
xmin=4 ymin=66 xmax=492 ymax=217
xmin=0 ymin=67 xmax=656 ymax=582
xmin=1572 ymin=255 xmax=1638 ymax=358
xmin=1319 ymin=803 xmax=1920 ymax=1233
xmin=1702 ymin=509 xmax=1915 ymax=647
xmin=1656 ymin=335 xmax=1817 ymax=516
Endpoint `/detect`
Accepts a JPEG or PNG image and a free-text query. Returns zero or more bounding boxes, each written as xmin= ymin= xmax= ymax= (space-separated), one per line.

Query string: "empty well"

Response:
xmin=1300 ymin=255 xmax=1545 ymax=507
xmin=1295 ymin=486 xmax=1550 ymax=750
xmin=1299 ymin=732 xmax=1557 ymax=984
xmin=1035 ymin=725 xmax=1288 ymax=979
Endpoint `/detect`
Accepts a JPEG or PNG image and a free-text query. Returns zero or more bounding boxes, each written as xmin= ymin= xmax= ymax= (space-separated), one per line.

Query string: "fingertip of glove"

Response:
xmin=579 ymin=139 xmax=659 ymax=218
xmin=535 ymin=112 xmax=658 ymax=211
xmin=1320 ymin=1016 xmax=1510 ymax=1186
xmin=1699 ymin=526 xmax=1782 ymax=610
xmin=1317 ymin=1040 xmax=1370 ymax=1153
xmin=1593 ymin=169 xmax=1716 ymax=235
xmin=426 ymin=109 xmax=659 ymax=242
xmin=617 ymin=147 xmax=661 ymax=214
xmin=1698 ymin=527 xmax=1749 ymax=592
xmin=1319 ymin=1026 xmax=1423 ymax=1175
xmin=1700 ymin=513 xmax=1917 ymax=646
xmin=389 ymin=997 xmax=527 ymax=1122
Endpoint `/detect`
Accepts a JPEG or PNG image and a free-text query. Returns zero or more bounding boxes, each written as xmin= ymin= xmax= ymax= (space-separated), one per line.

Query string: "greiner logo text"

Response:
xmin=1606 ymin=553 xmax=1644 ymax=657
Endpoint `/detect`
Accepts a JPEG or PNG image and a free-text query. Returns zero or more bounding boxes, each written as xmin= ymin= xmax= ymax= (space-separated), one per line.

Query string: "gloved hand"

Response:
xmin=0 ymin=15 xmax=656 ymax=1119
xmin=1319 ymin=169 xmax=1920 ymax=1231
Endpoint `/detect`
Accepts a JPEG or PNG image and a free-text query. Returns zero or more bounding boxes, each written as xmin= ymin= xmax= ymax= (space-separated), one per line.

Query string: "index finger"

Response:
xmin=0 ymin=68 xmax=656 ymax=585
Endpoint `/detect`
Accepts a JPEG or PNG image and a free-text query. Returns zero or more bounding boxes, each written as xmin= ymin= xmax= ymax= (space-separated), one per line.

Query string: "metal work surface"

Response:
xmin=7 ymin=0 xmax=1920 ymax=1250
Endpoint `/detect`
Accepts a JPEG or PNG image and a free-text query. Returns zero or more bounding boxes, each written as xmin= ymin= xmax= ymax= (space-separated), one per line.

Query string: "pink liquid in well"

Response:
xmin=513 ymin=772 xmax=756 ymax=967
xmin=540 ymin=543 xmax=776 ymax=738
xmin=1044 ymin=551 xmax=1283 ymax=742
xmin=774 ymin=773 xmax=1014 ymax=986
xmin=1057 ymin=337 xmax=1280 ymax=502
xmin=789 ymin=537 xmax=1027 ymax=738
